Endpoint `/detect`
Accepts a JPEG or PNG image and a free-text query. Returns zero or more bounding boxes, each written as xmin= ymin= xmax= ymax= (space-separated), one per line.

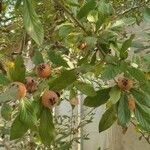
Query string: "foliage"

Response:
xmin=0 ymin=0 xmax=150 ymax=148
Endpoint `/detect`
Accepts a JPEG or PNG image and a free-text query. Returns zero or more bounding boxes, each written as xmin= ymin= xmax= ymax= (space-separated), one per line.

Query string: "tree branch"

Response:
xmin=52 ymin=0 xmax=89 ymax=35
xmin=130 ymin=121 xmax=150 ymax=144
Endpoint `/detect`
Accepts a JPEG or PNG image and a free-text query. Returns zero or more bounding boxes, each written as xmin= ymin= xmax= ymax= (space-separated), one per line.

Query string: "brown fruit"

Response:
xmin=36 ymin=63 xmax=51 ymax=78
xmin=117 ymin=77 xmax=133 ymax=91
xmin=78 ymin=42 xmax=87 ymax=50
xmin=42 ymin=90 xmax=59 ymax=109
xmin=25 ymin=77 xmax=37 ymax=93
xmin=12 ymin=82 xmax=26 ymax=98
xmin=128 ymin=96 xmax=135 ymax=110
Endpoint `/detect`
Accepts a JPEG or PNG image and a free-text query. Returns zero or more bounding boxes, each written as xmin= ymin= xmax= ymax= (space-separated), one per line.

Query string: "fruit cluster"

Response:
xmin=10 ymin=63 xmax=59 ymax=109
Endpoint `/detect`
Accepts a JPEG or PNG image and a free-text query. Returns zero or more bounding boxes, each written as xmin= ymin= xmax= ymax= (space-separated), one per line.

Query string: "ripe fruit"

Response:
xmin=128 ymin=96 xmax=135 ymax=110
xmin=25 ymin=77 xmax=37 ymax=93
xmin=12 ymin=82 xmax=26 ymax=98
xmin=36 ymin=63 xmax=51 ymax=78
xmin=117 ymin=77 xmax=133 ymax=91
xmin=42 ymin=90 xmax=59 ymax=109
xmin=78 ymin=42 xmax=87 ymax=50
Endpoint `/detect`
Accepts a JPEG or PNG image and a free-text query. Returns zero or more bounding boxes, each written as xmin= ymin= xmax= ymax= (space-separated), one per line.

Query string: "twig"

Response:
xmin=52 ymin=0 xmax=88 ymax=35
xmin=130 ymin=121 xmax=150 ymax=144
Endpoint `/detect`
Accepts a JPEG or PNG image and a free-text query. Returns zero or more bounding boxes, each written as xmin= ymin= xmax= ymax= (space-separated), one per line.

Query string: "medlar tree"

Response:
xmin=0 ymin=0 xmax=150 ymax=149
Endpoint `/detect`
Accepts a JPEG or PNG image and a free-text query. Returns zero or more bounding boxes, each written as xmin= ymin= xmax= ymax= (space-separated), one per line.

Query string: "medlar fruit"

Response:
xmin=117 ymin=77 xmax=133 ymax=91
xmin=41 ymin=90 xmax=59 ymax=109
xmin=36 ymin=63 xmax=51 ymax=78
xmin=25 ymin=77 xmax=38 ymax=93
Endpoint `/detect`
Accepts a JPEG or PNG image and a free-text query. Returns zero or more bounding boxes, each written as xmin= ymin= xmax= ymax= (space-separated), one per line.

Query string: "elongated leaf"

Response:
xmin=39 ymin=108 xmax=55 ymax=145
xmin=99 ymin=106 xmax=117 ymax=132
xmin=75 ymin=81 xmax=96 ymax=96
xmin=135 ymin=105 xmax=150 ymax=132
xmin=107 ymin=86 xmax=121 ymax=105
xmin=128 ymin=67 xmax=150 ymax=94
xmin=49 ymin=69 xmax=77 ymax=91
xmin=121 ymin=34 xmax=135 ymax=52
xmin=0 ymin=73 xmax=10 ymax=85
xmin=23 ymin=0 xmax=44 ymax=45
xmin=9 ymin=55 xmax=26 ymax=82
xmin=144 ymin=8 xmax=150 ymax=23
xmin=1 ymin=104 xmax=12 ymax=121
xmin=10 ymin=116 xmax=28 ymax=140
xmin=0 ymin=86 xmax=18 ymax=104
xmin=131 ymin=89 xmax=150 ymax=107
xmin=19 ymin=99 xmax=37 ymax=129
xmin=47 ymin=50 xmax=68 ymax=67
xmin=32 ymin=50 xmax=44 ymax=65
xmin=118 ymin=93 xmax=131 ymax=127
xmin=77 ymin=0 xmax=96 ymax=19
xmin=84 ymin=88 xmax=110 ymax=107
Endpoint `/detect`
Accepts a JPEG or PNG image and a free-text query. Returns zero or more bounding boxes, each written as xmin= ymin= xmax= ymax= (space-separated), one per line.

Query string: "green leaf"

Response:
xmin=10 ymin=116 xmax=28 ymax=140
xmin=144 ymin=8 xmax=150 ymax=23
xmin=19 ymin=99 xmax=37 ymax=129
xmin=0 ymin=86 xmax=18 ymax=104
xmin=128 ymin=67 xmax=150 ymax=94
xmin=1 ymin=104 xmax=12 ymax=121
xmin=84 ymin=88 xmax=110 ymax=107
xmin=107 ymin=86 xmax=121 ymax=105
xmin=23 ymin=0 xmax=44 ymax=45
xmin=0 ymin=73 xmax=10 ymax=85
xmin=75 ymin=81 xmax=96 ymax=96
xmin=135 ymin=104 xmax=150 ymax=132
xmin=118 ymin=93 xmax=131 ymax=127
xmin=32 ymin=50 xmax=44 ymax=65
xmin=122 ymin=34 xmax=135 ymax=51
xmin=39 ymin=108 xmax=55 ymax=145
xmin=47 ymin=50 xmax=68 ymax=67
xmin=97 ymin=0 xmax=114 ymax=16
xmin=99 ymin=106 xmax=117 ymax=132
xmin=77 ymin=0 xmax=96 ymax=19
xmin=49 ymin=69 xmax=77 ymax=91
xmin=131 ymin=89 xmax=150 ymax=107
xmin=9 ymin=55 xmax=26 ymax=82
xmin=58 ymin=24 xmax=73 ymax=38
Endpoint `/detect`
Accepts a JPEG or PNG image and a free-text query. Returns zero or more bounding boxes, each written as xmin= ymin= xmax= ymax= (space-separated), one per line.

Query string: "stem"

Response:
xmin=52 ymin=0 xmax=88 ymax=35
xmin=130 ymin=121 xmax=150 ymax=144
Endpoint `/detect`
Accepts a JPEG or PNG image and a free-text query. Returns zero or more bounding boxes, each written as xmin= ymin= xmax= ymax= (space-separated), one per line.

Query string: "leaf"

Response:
xmin=32 ymin=50 xmax=44 ymax=65
xmin=23 ymin=0 xmax=44 ymax=45
xmin=84 ymin=88 xmax=110 ymax=107
xmin=131 ymin=89 xmax=150 ymax=107
xmin=118 ymin=93 xmax=131 ymax=127
xmin=49 ymin=69 xmax=77 ymax=91
xmin=128 ymin=67 xmax=150 ymax=94
xmin=19 ymin=99 xmax=37 ymax=129
xmin=0 ymin=73 xmax=10 ymax=85
xmin=99 ymin=106 xmax=117 ymax=132
xmin=121 ymin=34 xmax=135 ymax=51
xmin=0 ymin=86 xmax=18 ymax=104
xmin=1 ymin=104 xmax=12 ymax=121
xmin=39 ymin=108 xmax=55 ymax=145
xmin=77 ymin=0 xmax=96 ymax=19
xmin=97 ymin=0 xmax=114 ymax=16
xmin=144 ymin=8 xmax=150 ymax=23
xmin=10 ymin=116 xmax=28 ymax=140
xmin=135 ymin=104 xmax=150 ymax=132
xmin=107 ymin=86 xmax=121 ymax=105
xmin=9 ymin=55 xmax=26 ymax=82
xmin=47 ymin=50 xmax=68 ymax=67
xmin=58 ymin=25 xmax=73 ymax=38
xmin=75 ymin=81 xmax=96 ymax=96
